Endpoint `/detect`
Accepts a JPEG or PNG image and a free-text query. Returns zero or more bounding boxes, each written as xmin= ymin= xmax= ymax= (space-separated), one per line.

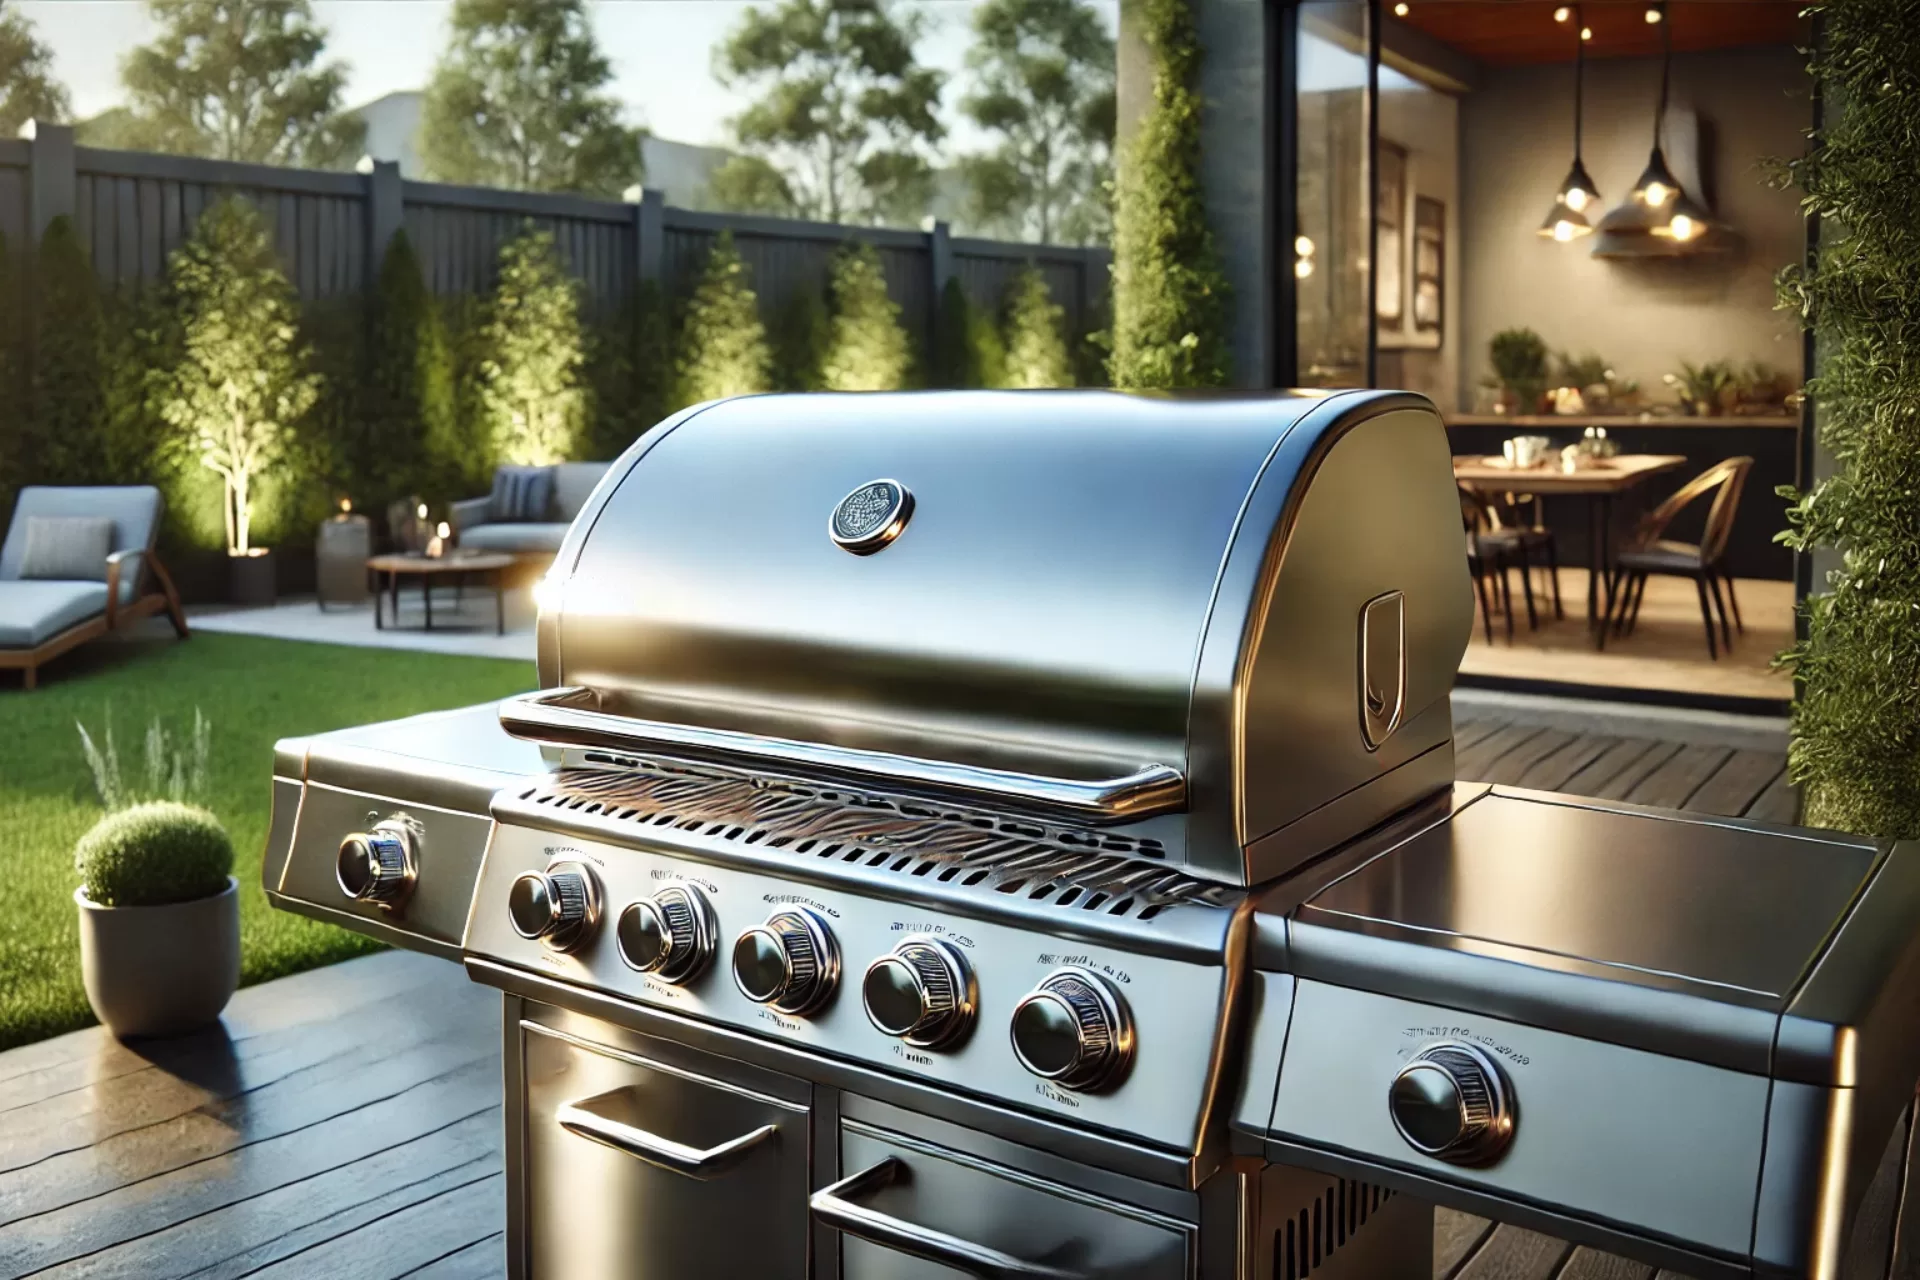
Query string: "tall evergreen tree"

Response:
xmin=586 ymin=280 xmax=672 ymax=459
xmin=477 ymin=227 xmax=587 ymax=465
xmin=0 ymin=5 xmax=70 ymax=136
xmin=118 ymin=0 xmax=364 ymax=167
xmin=774 ymin=287 xmax=832 ymax=392
xmin=822 ymin=241 xmax=911 ymax=391
xmin=1001 ymin=266 xmax=1073 ymax=388
xmin=28 ymin=217 xmax=106 ymax=486
xmin=959 ymin=0 xmax=1115 ymax=245
xmin=420 ymin=0 xmax=642 ymax=197
xmin=673 ymin=232 xmax=772 ymax=408
xmin=715 ymin=0 xmax=945 ymax=225
xmin=362 ymin=231 xmax=455 ymax=509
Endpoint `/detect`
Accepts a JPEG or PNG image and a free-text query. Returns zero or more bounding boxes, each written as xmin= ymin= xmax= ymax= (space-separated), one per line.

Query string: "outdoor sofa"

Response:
xmin=0 ymin=485 xmax=188 ymax=690
xmin=449 ymin=462 xmax=611 ymax=558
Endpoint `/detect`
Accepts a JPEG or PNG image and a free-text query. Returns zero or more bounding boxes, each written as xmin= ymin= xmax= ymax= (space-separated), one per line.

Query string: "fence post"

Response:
xmin=634 ymin=188 xmax=665 ymax=285
xmin=366 ymin=160 xmax=403 ymax=286
xmin=927 ymin=219 xmax=952 ymax=370
xmin=24 ymin=120 xmax=75 ymax=245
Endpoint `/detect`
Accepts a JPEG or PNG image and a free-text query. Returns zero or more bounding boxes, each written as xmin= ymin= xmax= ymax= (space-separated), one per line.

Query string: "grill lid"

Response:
xmin=514 ymin=389 xmax=1473 ymax=885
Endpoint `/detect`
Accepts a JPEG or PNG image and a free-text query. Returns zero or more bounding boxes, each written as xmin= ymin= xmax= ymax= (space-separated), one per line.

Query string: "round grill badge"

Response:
xmin=830 ymin=479 xmax=913 ymax=555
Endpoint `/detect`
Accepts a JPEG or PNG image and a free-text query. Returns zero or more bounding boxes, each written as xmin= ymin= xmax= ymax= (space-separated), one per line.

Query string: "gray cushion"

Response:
xmin=17 ymin=516 xmax=113 ymax=582
xmin=457 ymin=522 xmax=567 ymax=554
xmin=552 ymin=462 xmax=611 ymax=521
xmin=490 ymin=467 xmax=555 ymax=523
xmin=0 ymin=580 xmax=109 ymax=647
xmin=2 ymin=486 xmax=160 ymax=605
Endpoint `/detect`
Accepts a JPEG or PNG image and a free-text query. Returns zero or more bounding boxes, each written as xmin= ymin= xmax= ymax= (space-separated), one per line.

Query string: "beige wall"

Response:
xmin=1377 ymin=78 xmax=1462 ymax=410
xmin=1457 ymin=45 xmax=1809 ymax=412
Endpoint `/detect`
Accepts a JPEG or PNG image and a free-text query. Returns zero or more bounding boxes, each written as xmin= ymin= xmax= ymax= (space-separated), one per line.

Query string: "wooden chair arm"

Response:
xmin=144 ymin=549 xmax=188 ymax=637
xmin=102 ymin=549 xmax=141 ymax=629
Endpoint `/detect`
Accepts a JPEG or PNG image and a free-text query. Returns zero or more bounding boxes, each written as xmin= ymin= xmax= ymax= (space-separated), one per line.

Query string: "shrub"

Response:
xmin=28 ymin=216 xmax=106 ymax=487
xmin=673 ymin=231 xmax=772 ymax=408
xmin=1001 ymin=267 xmax=1074 ymax=389
xmin=1775 ymin=0 xmax=1920 ymax=837
xmin=586 ymin=279 xmax=673 ymax=459
xmin=0 ymin=229 xmax=23 ymax=511
xmin=822 ymin=241 xmax=912 ymax=392
xmin=77 ymin=708 xmax=212 ymax=811
xmin=479 ymin=226 xmax=587 ymax=465
xmin=1108 ymin=0 xmax=1230 ymax=388
xmin=1485 ymin=328 xmax=1549 ymax=410
xmin=439 ymin=293 xmax=498 ymax=500
xmin=932 ymin=277 xmax=1006 ymax=389
xmin=150 ymin=197 xmax=322 ymax=556
xmin=774 ymin=287 xmax=832 ymax=392
xmin=75 ymin=801 xmax=233 ymax=908
xmin=363 ymin=230 xmax=455 ymax=507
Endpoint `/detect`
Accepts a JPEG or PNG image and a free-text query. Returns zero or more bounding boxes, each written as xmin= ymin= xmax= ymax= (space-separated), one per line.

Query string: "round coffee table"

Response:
xmin=366 ymin=552 xmax=516 ymax=635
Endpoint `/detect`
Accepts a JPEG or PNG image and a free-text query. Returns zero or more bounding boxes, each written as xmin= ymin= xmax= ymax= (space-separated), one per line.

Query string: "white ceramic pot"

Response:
xmin=75 ymin=877 xmax=240 ymax=1038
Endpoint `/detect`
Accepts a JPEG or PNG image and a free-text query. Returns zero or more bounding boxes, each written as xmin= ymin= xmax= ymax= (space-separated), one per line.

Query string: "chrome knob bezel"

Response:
xmin=335 ymin=819 xmax=417 ymax=908
xmin=507 ymin=860 xmax=602 ymax=953
xmin=1009 ymin=966 xmax=1133 ymax=1092
xmin=1388 ymin=1041 xmax=1515 ymax=1166
xmin=617 ymin=882 xmax=717 ymax=983
xmin=862 ymin=937 xmax=976 ymax=1049
xmin=731 ymin=908 xmax=840 ymax=1016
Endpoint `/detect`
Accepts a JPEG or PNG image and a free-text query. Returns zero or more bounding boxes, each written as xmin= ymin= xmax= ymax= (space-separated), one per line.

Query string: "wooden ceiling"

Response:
xmin=1395 ymin=1 xmax=1807 ymax=66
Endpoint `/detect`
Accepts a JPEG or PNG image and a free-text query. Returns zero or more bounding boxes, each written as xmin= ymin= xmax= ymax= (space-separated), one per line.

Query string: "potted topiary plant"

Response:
xmin=1484 ymin=328 xmax=1550 ymax=415
xmin=73 ymin=801 xmax=238 ymax=1038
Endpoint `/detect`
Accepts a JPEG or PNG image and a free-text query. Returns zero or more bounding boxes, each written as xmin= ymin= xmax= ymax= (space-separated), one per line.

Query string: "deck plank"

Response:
xmin=1625 ymin=743 xmax=1735 ymax=810
xmin=1744 ymin=770 xmax=1802 ymax=824
xmin=241 ymin=1172 xmax=504 ymax=1279
xmin=1435 ymin=1209 xmax=1497 ymax=1278
xmin=1560 ymin=1248 xmax=1655 ymax=1280
xmin=1511 ymin=734 xmax=1618 ymax=793
xmin=1684 ymin=749 xmax=1786 ymax=817
xmin=1452 ymin=1225 xmax=1573 ymax=1280
xmin=1454 ymin=724 xmax=1548 ymax=781
xmin=401 ymin=1236 xmax=507 ymax=1279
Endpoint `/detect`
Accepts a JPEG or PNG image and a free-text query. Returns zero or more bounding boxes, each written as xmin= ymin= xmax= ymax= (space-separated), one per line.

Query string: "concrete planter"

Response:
xmin=75 ymin=878 xmax=240 ymax=1038
xmin=228 ymin=548 xmax=277 ymax=606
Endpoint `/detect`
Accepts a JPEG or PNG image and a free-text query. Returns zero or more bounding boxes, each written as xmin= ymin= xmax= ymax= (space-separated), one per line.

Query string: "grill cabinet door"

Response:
xmin=521 ymin=1022 xmax=810 ymax=1279
xmin=824 ymin=1123 xmax=1190 ymax=1279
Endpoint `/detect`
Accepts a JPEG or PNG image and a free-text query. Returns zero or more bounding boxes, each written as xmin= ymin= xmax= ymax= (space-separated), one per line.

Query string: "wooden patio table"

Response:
xmin=1453 ymin=454 xmax=1688 ymax=644
xmin=367 ymin=551 xmax=515 ymax=635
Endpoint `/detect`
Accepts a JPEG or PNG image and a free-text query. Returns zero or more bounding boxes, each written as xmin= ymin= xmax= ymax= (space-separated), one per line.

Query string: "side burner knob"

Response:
xmin=732 ymin=909 xmax=840 ymax=1016
xmin=1010 ymin=968 xmax=1133 ymax=1092
xmin=507 ymin=861 xmax=602 ymax=953
xmin=1388 ymin=1043 xmax=1514 ymax=1165
xmin=863 ymin=939 xmax=974 ymax=1048
xmin=336 ymin=822 xmax=416 ymax=907
xmin=617 ymin=884 xmax=717 ymax=983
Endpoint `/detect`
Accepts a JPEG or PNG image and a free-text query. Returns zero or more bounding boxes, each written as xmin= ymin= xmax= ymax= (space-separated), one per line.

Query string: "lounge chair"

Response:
xmin=0 ymin=486 xmax=188 ymax=689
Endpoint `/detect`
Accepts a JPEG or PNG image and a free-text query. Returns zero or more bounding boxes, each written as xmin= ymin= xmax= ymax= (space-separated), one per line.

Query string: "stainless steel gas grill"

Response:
xmin=262 ymin=389 xmax=1920 ymax=1280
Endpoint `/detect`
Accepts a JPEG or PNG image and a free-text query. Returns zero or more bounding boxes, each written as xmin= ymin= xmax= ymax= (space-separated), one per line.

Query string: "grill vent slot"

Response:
xmin=511 ymin=757 xmax=1237 ymax=915
xmin=1275 ymin=1180 xmax=1395 ymax=1280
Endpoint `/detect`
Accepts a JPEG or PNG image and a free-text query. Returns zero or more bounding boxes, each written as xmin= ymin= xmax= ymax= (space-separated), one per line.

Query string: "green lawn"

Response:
xmin=0 ymin=631 xmax=533 ymax=1050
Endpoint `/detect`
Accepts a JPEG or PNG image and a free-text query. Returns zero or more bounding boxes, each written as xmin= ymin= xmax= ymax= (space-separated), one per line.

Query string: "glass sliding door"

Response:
xmin=1292 ymin=1 xmax=1374 ymax=388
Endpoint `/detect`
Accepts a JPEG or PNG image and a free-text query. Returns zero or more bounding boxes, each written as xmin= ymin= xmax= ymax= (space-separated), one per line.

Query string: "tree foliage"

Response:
xmin=586 ymin=280 xmax=673 ymax=459
xmin=674 ymin=232 xmax=772 ymax=408
xmin=420 ymin=0 xmax=642 ymax=197
xmin=478 ymin=226 xmax=587 ymax=465
xmin=958 ymin=0 xmax=1114 ymax=245
xmin=1001 ymin=266 xmax=1073 ymax=388
xmin=1774 ymin=0 xmax=1920 ymax=837
xmin=932 ymin=276 xmax=1007 ymax=389
xmin=706 ymin=153 xmax=802 ymax=218
xmin=118 ymin=0 xmax=364 ymax=167
xmin=360 ymin=230 xmax=455 ymax=509
xmin=28 ymin=217 xmax=107 ymax=487
xmin=1108 ymin=0 xmax=1229 ymax=388
xmin=822 ymin=241 xmax=911 ymax=391
xmin=151 ymin=197 xmax=321 ymax=556
xmin=0 ymin=5 xmax=70 ymax=136
xmin=774 ymin=286 xmax=832 ymax=391
xmin=715 ymin=0 xmax=944 ymax=225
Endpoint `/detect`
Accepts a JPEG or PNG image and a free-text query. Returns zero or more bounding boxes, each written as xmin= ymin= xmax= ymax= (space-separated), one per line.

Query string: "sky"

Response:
xmin=18 ymin=0 xmax=1120 ymax=157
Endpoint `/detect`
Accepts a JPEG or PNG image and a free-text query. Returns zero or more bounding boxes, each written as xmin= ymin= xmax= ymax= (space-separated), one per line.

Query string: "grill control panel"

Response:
xmin=466 ymin=825 xmax=1230 ymax=1152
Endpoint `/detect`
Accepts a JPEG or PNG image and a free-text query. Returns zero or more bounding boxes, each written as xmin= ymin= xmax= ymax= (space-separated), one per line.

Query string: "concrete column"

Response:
xmin=24 ymin=120 xmax=75 ymax=244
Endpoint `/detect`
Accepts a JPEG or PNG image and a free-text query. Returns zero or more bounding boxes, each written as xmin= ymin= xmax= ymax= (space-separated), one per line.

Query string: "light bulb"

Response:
xmin=1563 ymin=186 xmax=1589 ymax=212
xmin=1645 ymin=2 xmax=1664 ymax=21
xmin=416 ymin=503 xmax=428 ymax=519
xmin=1580 ymin=25 xmax=1591 ymax=40
xmin=1295 ymin=259 xmax=1315 ymax=279
xmin=1643 ymin=180 xmax=1671 ymax=206
xmin=1294 ymin=235 xmax=1315 ymax=257
xmin=1393 ymin=1 xmax=1408 ymax=13
xmin=1553 ymin=220 xmax=1576 ymax=242
xmin=1667 ymin=214 xmax=1697 ymax=241
xmin=1553 ymin=6 xmax=1571 ymax=21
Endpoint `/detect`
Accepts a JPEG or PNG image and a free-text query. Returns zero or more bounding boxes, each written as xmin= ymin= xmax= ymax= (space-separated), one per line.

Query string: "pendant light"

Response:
xmin=1627 ymin=17 xmax=1683 ymax=214
xmin=1539 ymin=6 xmax=1598 ymax=240
xmin=1592 ymin=4 xmax=1715 ymax=256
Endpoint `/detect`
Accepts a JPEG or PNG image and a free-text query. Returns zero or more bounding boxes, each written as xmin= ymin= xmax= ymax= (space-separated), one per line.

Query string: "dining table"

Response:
xmin=1452 ymin=453 xmax=1688 ymax=644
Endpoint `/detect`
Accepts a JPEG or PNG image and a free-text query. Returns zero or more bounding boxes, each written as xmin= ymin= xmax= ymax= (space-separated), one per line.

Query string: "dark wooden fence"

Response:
xmin=0 ymin=124 xmax=1111 ymax=343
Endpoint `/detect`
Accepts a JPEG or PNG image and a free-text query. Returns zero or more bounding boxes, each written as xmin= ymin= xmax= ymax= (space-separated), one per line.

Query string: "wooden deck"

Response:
xmin=0 ymin=710 xmax=1794 ymax=1280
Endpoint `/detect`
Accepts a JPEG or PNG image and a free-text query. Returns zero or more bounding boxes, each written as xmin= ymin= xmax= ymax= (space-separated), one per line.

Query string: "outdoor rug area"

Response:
xmin=0 ymin=708 xmax=1791 ymax=1279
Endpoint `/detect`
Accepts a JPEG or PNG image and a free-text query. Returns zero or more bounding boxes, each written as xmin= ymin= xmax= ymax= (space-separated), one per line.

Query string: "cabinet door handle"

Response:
xmin=557 ymin=1091 xmax=777 ymax=1180
xmin=810 ymin=1158 xmax=1088 ymax=1279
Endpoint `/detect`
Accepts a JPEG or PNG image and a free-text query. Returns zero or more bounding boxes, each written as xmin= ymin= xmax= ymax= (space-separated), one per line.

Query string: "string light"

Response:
xmin=1393 ymin=2 xmax=1409 ymax=14
xmin=1553 ymin=6 xmax=1571 ymax=21
xmin=1645 ymin=1 xmax=1666 ymax=23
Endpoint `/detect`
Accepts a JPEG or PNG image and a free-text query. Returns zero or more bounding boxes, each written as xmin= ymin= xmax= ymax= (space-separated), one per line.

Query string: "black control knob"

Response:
xmin=336 ymin=822 xmax=415 ymax=907
xmin=1389 ymin=1043 xmax=1514 ymax=1165
xmin=617 ymin=884 xmax=716 ymax=983
xmin=863 ymin=939 xmax=974 ymax=1049
xmin=507 ymin=861 xmax=601 ymax=953
xmin=731 ymin=909 xmax=839 ymax=1016
xmin=1010 ymin=968 xmax=1133 ymax=1092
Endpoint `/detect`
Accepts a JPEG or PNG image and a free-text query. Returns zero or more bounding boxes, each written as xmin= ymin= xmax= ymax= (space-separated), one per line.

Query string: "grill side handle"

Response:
xmin=498 ymin=688 xmax=1186 ymax=826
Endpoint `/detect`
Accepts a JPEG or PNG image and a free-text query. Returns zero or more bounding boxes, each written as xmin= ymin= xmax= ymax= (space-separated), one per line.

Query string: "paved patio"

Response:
xmin=189 ymin=589 xmax=537 ymax=662
xmin=0 ymin=703 xmax=1792 ymax=1279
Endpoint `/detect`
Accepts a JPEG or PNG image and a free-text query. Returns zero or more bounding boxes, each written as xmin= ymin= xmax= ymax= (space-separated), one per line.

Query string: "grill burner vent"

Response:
xmin=511 ymin=757 xmax=1239 ymax=914
xmin=1276 ymin=1179 xmax=1396 ymax=1280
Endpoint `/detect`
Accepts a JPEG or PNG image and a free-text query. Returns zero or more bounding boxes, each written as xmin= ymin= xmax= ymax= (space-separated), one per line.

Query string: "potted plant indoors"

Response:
xmin=74 ymin=801 xmax=239 ymax=1038
xmin=1484 ymin=328 xmax=1550 ymax=415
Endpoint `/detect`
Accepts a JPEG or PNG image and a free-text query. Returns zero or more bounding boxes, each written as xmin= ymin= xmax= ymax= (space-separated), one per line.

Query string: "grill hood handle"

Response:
xmin=556 ymin=1092 xmax=777 ymax=1180
xmin=500 ymin=688 xmax=1186 ymax=826
xmin=811 ymin=1158 xmax=1089 ymax=1279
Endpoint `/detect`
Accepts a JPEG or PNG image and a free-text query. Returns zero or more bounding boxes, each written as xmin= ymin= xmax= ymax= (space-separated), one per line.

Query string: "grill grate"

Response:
xmin=509 ymin=756 xmax=1239 ymax=915
xmin=1276 ymin=1179 xmax=1395 ymax=1279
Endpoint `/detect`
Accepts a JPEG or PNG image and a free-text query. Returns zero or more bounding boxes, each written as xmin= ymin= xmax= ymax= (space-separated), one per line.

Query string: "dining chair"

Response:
xmin=1460 ymin=486 xmax=1561 ymax=640
xmin=1601 ymin=457 xmax=1754 ymax=659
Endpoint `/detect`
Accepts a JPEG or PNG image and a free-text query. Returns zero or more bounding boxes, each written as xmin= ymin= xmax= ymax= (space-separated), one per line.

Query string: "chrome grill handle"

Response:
xmin=809 ymin=1158 xmax=1088 ymax=1280
xmin=500 ymin=687 xmax=1186 ymax=826
xmin=556 ymin=1094 xmax=776 ymax=1181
